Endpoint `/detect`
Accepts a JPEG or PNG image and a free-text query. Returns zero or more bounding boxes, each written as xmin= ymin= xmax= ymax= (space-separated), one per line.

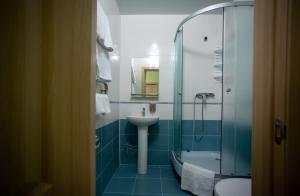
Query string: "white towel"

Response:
xmin=96 ymin=43 xmax=112 ymax=82
xmin=181 ymin=162 xmax=215 ymax=196
xmin=96 ymin=2 xmax=113 ymax=82
xmin=97 ymin=3 xmax=113 ymax=48
xmin=96 ymin=93 xmax=111 ymax=115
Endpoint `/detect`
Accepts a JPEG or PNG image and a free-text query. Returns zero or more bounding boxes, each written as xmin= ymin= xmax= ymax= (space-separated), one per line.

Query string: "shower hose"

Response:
xmin=193 ymin=95 xmax=205 ymax=142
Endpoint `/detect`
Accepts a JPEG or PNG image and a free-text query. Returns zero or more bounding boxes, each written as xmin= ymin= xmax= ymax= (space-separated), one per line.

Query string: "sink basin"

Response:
xmin=127 ymin=115 xmax=159 ymax=127
xmin=127 ymin=115 xmax=159 ymax=174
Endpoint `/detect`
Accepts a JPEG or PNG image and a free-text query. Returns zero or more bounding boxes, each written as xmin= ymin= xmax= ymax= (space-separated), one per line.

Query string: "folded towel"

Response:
xmin=96 ymin=93 xmax=111 ymax=115
xmin=96 ymin=43 xmax=112 ymax=82
xmin=97 ymin=3 xmax=113 ymax=48
xmin=181 ymin=162 xmax=215 ymax=196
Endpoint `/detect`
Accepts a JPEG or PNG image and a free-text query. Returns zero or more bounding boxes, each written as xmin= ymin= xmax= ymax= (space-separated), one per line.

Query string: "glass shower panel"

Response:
xmin=222 ymin=6 xmax=253 ymax=176
xmin=173 ymin=30 xmax=183 ymax=159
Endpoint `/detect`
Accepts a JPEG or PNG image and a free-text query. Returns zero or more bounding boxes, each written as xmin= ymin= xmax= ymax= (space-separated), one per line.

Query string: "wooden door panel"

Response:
xmin=285 ymin=0 xmax=300 ymax=195
xmin=253 ymin=0 xmax=276 ymax=195
xmin=253 ymin=0 xmax=300 ymax=195
xmin=273 ymin=0 xmax=289 ymax=195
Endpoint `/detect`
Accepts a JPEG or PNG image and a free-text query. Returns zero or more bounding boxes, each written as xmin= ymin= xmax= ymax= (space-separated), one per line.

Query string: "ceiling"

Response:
xmin=116 ymin=0 xmax=231 ymax=15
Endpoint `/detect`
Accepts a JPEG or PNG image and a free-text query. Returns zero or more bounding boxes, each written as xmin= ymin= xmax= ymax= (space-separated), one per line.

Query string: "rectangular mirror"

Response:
xmin=131 ymin=57 xmax=159 ymax=98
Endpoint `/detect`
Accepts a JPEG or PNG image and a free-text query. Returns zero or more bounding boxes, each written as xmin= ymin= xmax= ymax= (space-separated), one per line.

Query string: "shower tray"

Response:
xmin=171 ymin=150 xmax=220 ymax=177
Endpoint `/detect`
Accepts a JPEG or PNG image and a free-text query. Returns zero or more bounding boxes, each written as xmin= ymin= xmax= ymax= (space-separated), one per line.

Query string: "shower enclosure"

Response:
xmin=172 ymin=1 xmax=253 ymax=177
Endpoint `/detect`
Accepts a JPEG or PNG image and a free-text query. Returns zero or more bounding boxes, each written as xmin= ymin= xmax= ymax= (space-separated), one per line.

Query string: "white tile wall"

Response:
xmin=96 ymin=0 xmax=121 ymax=128
xmin=182 ymin=14 xmax=223 ymax=120
xmin=119 ymin=15 xmax=186 ymax=102
xmin=182 ymin=104 xmax=222 ymax=120
xmin=119 ymin=14 xmax=223 ymax=120
xmin=182 ymin=14 xmax=223 ymax=101
xmin=119 ymin=15 xmax=185 ymax=119
xmin=119 ymin=103 xmax=173 ymax=120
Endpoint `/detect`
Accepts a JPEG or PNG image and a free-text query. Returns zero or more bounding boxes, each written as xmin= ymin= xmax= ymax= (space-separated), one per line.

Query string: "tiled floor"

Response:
xmin=102 ymin=165 xmax=193 ymax=196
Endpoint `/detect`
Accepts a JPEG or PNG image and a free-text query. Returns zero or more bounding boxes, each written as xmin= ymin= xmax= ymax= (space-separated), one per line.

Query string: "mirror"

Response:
xmin=131 ymin=56 xmax=159 ymax=98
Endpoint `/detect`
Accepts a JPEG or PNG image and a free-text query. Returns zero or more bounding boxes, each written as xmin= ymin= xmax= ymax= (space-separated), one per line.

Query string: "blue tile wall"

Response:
xmin=119 ymin=119 xmax=221 ymax=166
xmin=181 ymin=120 xmax=221 ymax=151
xmin=120 ymin=119 xmax=172 ymax=165
xmin=96 ymin=120 xmax=119 ymax=196
xmin=97 ymin=119 xmax=220 ymax=195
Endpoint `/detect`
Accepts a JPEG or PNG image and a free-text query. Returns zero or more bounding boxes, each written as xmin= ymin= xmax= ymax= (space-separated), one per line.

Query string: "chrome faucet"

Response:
xmin=142 ymin=107 xmax=146 ymax=116
xmin=195 ymin=93 xmax=215 ymax=104
xmin=149 ymin=103 xmax=156 ymax=114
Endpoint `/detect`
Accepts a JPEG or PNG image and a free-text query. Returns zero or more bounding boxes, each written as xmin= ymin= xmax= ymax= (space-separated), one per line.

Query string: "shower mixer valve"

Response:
xmin=195 ymin=93 xmax=215 ymax=103
xmin=195 ymin=93 xmax=215 ymax=98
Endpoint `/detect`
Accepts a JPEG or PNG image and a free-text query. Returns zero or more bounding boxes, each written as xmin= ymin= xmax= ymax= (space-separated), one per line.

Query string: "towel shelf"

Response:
xmin=97 ymin=36 xmax=114 ymax=52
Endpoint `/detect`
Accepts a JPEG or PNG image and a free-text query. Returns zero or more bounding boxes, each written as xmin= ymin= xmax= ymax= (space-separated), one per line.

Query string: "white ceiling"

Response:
xmin=116 ymin=0 xmax=231 ymax=15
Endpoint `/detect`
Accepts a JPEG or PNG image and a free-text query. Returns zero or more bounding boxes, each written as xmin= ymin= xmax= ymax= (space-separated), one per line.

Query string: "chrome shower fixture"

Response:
xmin=193 ymin=92 xmax=215 ymax=142
xmin=195 ymin=93 xmax=215 ymax=104
xmin=195 ymin=93 xmax=215 ymax=99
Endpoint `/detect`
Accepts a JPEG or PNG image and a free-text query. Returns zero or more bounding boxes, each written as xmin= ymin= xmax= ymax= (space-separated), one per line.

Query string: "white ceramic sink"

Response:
xmin=127 ymin=115 xmax=159 ymax=174
xmin=127 ymin=115 xmax=159 ymax=127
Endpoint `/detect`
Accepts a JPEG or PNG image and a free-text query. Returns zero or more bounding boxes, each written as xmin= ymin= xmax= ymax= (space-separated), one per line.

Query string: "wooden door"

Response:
xmin=0 ymin=0 xmax=96 ymax=195
xmin=253 ymin=0 xmax=300 ymax=195
xmin=285 ymin=1 xmax=300 ymax=195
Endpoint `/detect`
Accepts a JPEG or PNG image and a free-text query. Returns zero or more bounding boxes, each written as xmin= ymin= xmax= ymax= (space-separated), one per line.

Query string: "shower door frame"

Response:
xmin=174 ymin=1 xmax=254 ymax=40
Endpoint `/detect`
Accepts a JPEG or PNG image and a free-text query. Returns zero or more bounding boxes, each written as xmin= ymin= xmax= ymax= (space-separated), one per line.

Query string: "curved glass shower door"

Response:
xmin=173 ymin=29 xmax=183 ymax=160
xmin=221 ymin=6 xmax=253 ymax=176
xmin=181 ymin=8 xmax=223 ymax=173
xmin=172 ymin=1 xmax=253 ymax=177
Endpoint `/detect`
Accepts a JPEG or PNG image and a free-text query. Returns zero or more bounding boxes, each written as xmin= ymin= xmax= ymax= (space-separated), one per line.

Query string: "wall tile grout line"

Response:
xmin=96 ymin=120 xmax=120 ymax=196
xmin=182 ymin=134 xmax=221 ymax=136
xmin=121 ymin=133 xmax=170 ymax=136
xmin=97 ymin=158 xmax=113 ymax=181
xmin=159 ymin=166 xmax=163 ymax=196
xmin=98 ymin=136 xmax=116 ymax=154
xmin=119 ymin=119 xmax=121 ymax=169
xmin=168 ymin=120 xmax=171 ymax=158
xmin=131 ymin=172 xmax=138 ymax=196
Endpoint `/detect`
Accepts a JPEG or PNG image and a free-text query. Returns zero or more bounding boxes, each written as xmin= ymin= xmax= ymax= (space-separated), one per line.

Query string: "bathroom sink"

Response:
xmin=127 ymin=115 xmax=159 ymax=127
xmin=127 ymin=115 xmax=159 ymax=174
